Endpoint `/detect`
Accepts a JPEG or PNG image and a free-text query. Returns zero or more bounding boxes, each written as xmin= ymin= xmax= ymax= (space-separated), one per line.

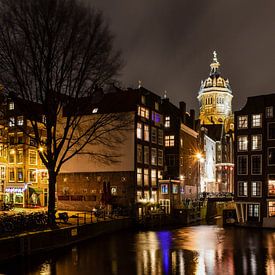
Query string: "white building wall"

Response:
xmin=203 ymin=135 xmax=216 ymax=192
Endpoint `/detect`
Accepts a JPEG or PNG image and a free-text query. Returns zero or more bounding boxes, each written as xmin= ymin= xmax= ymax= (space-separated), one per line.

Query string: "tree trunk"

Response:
xmin=48 ymin=168 xmax=57 ymax=226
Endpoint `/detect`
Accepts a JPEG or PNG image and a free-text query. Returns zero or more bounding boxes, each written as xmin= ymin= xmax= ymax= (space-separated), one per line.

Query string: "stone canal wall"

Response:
xmin=0 ymin=218 xmax=133 ymax=262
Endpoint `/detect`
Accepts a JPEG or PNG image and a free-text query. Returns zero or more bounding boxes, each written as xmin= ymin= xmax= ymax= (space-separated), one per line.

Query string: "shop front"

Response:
xmin=5 ymin=184 xmax=26 ymax=207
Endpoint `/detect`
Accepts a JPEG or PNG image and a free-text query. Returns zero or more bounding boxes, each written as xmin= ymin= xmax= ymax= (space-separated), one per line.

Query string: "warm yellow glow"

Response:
xmin=39 ymin=146 xmax=44 ymax=152
xmin=196 ymin=152 xmax=202 ymax=159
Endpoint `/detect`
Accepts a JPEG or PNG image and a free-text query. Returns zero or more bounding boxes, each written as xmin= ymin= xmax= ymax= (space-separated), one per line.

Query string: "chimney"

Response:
xmin=179 ymin=101 xmax=186 ymax=124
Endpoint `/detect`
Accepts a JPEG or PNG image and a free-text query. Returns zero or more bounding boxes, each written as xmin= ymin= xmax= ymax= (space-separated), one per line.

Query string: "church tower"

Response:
xmin=198 ymin=51 xmax=233 ymax=129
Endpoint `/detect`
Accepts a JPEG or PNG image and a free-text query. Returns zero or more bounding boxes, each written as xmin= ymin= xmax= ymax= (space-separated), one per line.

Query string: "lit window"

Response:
xmin=9 ymin=102 xmax=14 ymax=110
xmin=251 ymin=135 xmax=262 ymax=151
xmin=238 ymin=181 xmax=247 ymax=196
xmin=158 ymin=129 xmax=163 ymax=145
xmin=251 ymin=181 xmax=261 ymax=197
xmin=152 ymin=112 xmax=162 ymax=124
xmin=29 ymin=169 xmax=37 ymax=182
xmin=29 ymin=150 xmax=37 ymax=165
xmin=9 ymin=167 xmax=15 ymax=182
xmin=180 ymin=138 xmax=183 ymax=147
xmin=155 ymin=102 xmax=159 ymax=111
xmin=248 ymin=204 xmax=259 ymax=218
xmin=268 ymin=175 xmax=275 ymax=196
xmin=111 ymin=187 xmax=117 ymax=196
xmin=17 ymin=116 xmax=24 ymax=126
xmin=237 ymin=156 xmax=248 ymax=175
xmin=144 ymin=125 xmax=149 ymax=141
xmin=151 ymin=148 xmax=157 ymax=165
xmin=17 ymin=150 xmax=23 ymax=163
xmin=151 ymin=127 xmax=157 ymax=143
xmin=237 ymin=136 xmax=248 ymax=151
xmin=164 ymin=116 xmax=170 ymax=128
xmin=92 ymin=108 xmax=98 ymax=113
xmin=137 ymin=145 xmax=142 ymax=163
xmin=144 ymin=169 xmax=149 ymax=186
xmin=9 ymin=149 xmax=15 ymax=164
xmin=158 ymin=149 xmax=163 ymax=166
xmin=144 ymin=146 xmax=149 ymax=164
xmin=251 ymin=155 xmax=262 ymax=174
xmin=266 ymin=106 xmax=273 ymax=118
xmin=9 ymin=117 xmax=15 ymax=127
xmin=251 ymin=114 xmax=262 ymax=128
xmin=158 ymin=170 xmax=163 ymax=179
xmin=151 ymin=169 xmax=157 ymax=185
xmin=165 ymin=135 xmax=175 ymax=147
xmin=138 ymin=106 xmax=149 ymax=119
xmin=137 ymin=123 xmax=142 ymax=139
xmin=268 ymin=148 xmax=275 ymax=165
xmin=268 ymin=123 xmax=275 ymax=140
xmin=161 ymin=184 xmax=168 ymax=194
xmin=238 ymin=116 xmax=248 ymax=129
xmin=0 ymin=166 xmax=5 ymax=179
xmin=173 ymin=184 xmax=178 ymax=194
xmin=268 ymin=201 xmax=275 ymax=217
xmin=17 ymin=168 xmax=24 ymax=182
xmin=137 ymin=168 xmax=142 ymax=185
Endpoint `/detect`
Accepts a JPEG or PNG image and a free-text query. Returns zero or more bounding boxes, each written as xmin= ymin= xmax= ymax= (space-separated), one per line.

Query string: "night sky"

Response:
xmin=90 ymin=0 xmax=275 ymax=114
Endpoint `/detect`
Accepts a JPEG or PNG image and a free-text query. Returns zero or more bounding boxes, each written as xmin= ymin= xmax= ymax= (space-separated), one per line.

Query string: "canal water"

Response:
xmin=1 ymin=222 xmax=275 ymax=275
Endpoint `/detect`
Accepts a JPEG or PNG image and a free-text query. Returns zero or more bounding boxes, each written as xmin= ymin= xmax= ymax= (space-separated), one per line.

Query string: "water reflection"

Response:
xmin=1 ymin=224 xmax=275 ymax=275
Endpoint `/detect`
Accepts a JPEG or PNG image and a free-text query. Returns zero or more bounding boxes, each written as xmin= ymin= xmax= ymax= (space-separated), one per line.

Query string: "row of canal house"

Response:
xmin=57 ymin=86 xmax=203 ymax=215
xmin=0 ymin=84 xmax=203 ymax=214
xmin=234 ymin=93 xmax=275 ymax=228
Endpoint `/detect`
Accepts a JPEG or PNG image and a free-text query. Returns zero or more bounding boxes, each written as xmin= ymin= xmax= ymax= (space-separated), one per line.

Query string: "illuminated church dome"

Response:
xmin=198 ymin=51 xmax=233 ymax=125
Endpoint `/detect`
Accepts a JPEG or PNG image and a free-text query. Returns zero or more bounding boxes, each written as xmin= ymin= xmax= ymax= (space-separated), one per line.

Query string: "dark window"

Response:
xmin=268 ymin=123 xmax=275 ymax=139
xmin=268 ymin=148 xmax=275 ymax=165
xmin=237 ymin=156 xmax=248 ymax=175
xmin=166 ymin=155 xmax=176 ymax=167
xmin=251 ymin=155 xmax=261 ymax=174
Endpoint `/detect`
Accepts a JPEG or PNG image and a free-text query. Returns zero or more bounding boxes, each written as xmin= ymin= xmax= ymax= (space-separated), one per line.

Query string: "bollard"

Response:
xmin=77 ymin=213 xmax=79 ymax=226
xmin=84 ymin=212 xmax=86 ymax=224
xmin=90 ymin=212 xmax=93 ymax=223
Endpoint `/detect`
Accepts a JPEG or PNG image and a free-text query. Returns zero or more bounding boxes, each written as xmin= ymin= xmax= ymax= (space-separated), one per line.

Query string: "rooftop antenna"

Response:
xmin=138 ymin=80 xmax=142 ymax=88
xmin=164 ymin=90 xmax=167 ymax=99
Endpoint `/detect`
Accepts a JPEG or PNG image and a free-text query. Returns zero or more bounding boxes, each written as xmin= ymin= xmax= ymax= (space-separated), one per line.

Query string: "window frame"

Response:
xmin=238 ymin=181 xmax=248 ymax=197
xmin=251 ymin=114 xmax=262 ymax=128
xmin=268 ymin=122 xmax=275 ymax=140
xmin=237 ymin=135 xmax=248 ymax=152
xmin=251 ymin=134 xmax=262 ymax=151
xmin=268 ymin=147 xmax=275 ymax=166
xmin=237 ymin=155 xmax=248 ymax=175
xmin=237 ymin=115 xmax=248 ymax=129
xmin=251 ymin=181 xmax=262 ymax=197
xmin=251 ymin=155 xmax=262 ymax=175
xmin=266 ymin=106 xmax=273 ymax=118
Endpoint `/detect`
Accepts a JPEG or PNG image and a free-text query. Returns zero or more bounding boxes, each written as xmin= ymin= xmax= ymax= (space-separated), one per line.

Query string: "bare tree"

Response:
xmin=0 ymin=0 xmax=127 ymax=224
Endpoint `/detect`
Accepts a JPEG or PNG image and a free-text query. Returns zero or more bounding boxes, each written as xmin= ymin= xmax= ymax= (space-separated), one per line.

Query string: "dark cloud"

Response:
xmin=89 ymin=0 xmax=275 ymax=113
